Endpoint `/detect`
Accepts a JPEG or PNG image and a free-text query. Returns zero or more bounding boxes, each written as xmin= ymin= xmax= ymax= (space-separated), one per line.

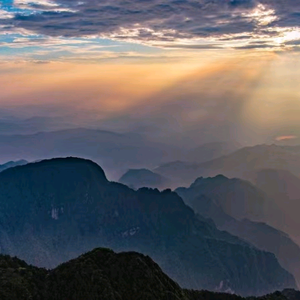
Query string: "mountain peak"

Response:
xmin=1 ymin=157 xmax=108 ymax=184
xmin=0 ymin=159 xmax=28 ymax=172
xmin=190 ymin=174 xmax=229 ymax=188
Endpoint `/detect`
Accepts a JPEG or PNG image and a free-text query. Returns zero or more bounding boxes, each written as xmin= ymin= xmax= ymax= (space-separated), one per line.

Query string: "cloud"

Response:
xmin=234 ymin=43 xmax=277 ymax=49
xmin=0 ymin=1 xmax=286 ymax=45
xmin=1 ymin=0 xmax=300 ymax=52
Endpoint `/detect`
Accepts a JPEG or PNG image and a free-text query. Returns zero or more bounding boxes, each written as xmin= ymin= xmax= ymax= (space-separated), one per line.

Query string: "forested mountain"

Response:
xmin=0 ymin=248 xmax=300 ymax=300
xmin=0 ymin=158 xmax=296 ymax=296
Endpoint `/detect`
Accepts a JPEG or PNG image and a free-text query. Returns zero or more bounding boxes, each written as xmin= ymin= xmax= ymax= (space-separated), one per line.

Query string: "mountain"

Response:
xmin=0 ymin=128 xmax=180 ymax=180
xmin=176 ymin=180 xmax=300 ymax=288
xmin=153 ymin=161 xmax=199 ymax=187
xmin=224 ymin=219 xmax=300 ymax=289
xmin=197 ymin=144 xmax=300 ymax=179
xmin=176 ymin=175 xmax=266 ymax=221
xmin=119 ymin=169 xmax=168 ymax=189
xmin=0 ymin=158 xmax=296 ymax=296
xmin=0 ymin=160 xmax=28 ymax=172
xmin=248 ymin=169 xmax=300 ymax=201
xmin=0 ymin=116 xmax=76 ymax=135
xmin=245 ymin=169 xmax=300 ymax=245
xmin=155 ymin=145 xmax=300 ymax=187
xmin=1 ymin=248 xmax=299 ymax=300
xmin=0 ymin=248 xmax=188 ymax=300
xmin=186 ymin=141 xmax=241 ymax=164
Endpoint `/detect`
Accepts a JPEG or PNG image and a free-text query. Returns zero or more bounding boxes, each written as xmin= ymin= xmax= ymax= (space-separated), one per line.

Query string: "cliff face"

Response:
xmin=0 ymin=158 xmax=296 ymax=296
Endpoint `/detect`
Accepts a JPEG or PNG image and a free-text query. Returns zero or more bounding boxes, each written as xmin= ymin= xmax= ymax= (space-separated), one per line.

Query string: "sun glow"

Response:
xmin=274 ymin=28 xmax=300 ymax=45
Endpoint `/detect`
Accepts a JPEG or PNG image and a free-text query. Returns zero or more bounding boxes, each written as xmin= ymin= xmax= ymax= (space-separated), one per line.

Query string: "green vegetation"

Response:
xmin=0 ymin=248 xmax=299 ymax=300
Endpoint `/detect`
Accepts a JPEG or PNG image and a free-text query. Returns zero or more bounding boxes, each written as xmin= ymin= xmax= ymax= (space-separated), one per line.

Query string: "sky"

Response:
xmin=1 ymin=0 xmax=300 ymax=146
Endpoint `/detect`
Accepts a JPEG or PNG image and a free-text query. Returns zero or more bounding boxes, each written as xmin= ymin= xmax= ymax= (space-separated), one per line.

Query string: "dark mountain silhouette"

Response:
xmin=119 ymin=169 xmax=168 ymax=189
xmin=176 ymin=180 xmax=300 ymax=288
xmin=0 ymin=248 xmax=188 ymax=300
xmin=0 ymin=158 xmax=296 ymax=296
xmin=0 ymin=160 xmax=28 ymax=172
xmin=1 ymin=248 xmax=299 ymax=300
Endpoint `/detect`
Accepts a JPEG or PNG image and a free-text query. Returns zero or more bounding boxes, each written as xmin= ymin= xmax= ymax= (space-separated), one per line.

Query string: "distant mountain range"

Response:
xmin=176 ymin=176 xmax=300 ymax=287
xmin=0 ymin=116 xmax=75 ymax=135
xmin=248 ymin=169 xmax=300 ymax=201
xmin=246 ymin=169 xmax=300 ymax=245
xmin=119 ymin=169 xmax=168 ymax=189
xmin=186 ymin=141 xmax=241 ymax=163
xmin=0 ymin=127 xmax=247 ymax=181
xmin=1 ymin=248 xmax=300 ymax=300
xmin=0 ymin=158 xmax=296 ymax=296
xmin=176 ymin=175 xmax=266 ymax=221
xmin=0 ymin=128 xmax=181 ymax=180
xmin=0 ymin=160 xmax=28 ymax=172
xmin=154 ymin=144 xmax=300 ymax=187
xmin=122 ymin=146 xmax=300 ymax=247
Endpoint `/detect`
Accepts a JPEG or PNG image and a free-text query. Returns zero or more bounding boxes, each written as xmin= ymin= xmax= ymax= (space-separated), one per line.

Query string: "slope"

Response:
xmin=0 ymin=158 xmax=296 ymax=296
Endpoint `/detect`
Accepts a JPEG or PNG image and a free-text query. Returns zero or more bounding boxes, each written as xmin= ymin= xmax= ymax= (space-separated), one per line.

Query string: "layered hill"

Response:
xmin=0 ymin=158 xmax=296 ymax=296
xmin=0 ymin=128 xmax=179 ymax=180
xmin=176 ymin=177 xmax=300 ymax=287
xmin=1 ymin=248 xmax=300 ymax=300
xmin=155 ymin=145 xmax=300 ymax=187
xmin=0 ymin=160 xmax=28 ymax=172
xmin=242 ymin=169 xmax=300 ymax=245
xmin=176 ymin=175 xmax=266 ymax=221
xmin=119 ymin=169 xmax=168 ymax=189
xmin=248 ymin=169 xmax=300 ymax=201
xmin=186 ymin=141 xmax=241 ymax=164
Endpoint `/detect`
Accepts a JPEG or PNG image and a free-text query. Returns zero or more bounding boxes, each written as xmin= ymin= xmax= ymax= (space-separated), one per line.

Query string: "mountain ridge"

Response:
xmin=176 ymin=176 xmax=300 ymax=287
xmin=1 ymin=247 xmax=300 ymax=300
xmin=0 ymin=157 xmax=296 ymax=296
xmin=154 ymin=144 xmax=300 ymax=187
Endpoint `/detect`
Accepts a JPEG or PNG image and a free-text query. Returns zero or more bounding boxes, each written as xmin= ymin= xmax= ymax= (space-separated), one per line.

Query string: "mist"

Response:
xmin=1 ymin=53 xmax=300 ymax=150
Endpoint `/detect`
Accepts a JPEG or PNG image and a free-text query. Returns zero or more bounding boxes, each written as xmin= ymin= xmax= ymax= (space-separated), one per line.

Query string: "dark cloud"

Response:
xmin=1 ymin=0 xmax=258 ymax=40
xmin=286 ymin=39 xmax=300 ymax=45
xmin=235 ymin=43 xmax=276 ymax=49
xmin=1 ymin=0 xmax=300 ymax=47
xmin=155 ymin=43 xmax=222 ymax=49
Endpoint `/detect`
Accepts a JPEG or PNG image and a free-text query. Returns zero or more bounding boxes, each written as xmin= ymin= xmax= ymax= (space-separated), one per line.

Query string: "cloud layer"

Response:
xmin=0 ymin=0 xmax=299 ymax=51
